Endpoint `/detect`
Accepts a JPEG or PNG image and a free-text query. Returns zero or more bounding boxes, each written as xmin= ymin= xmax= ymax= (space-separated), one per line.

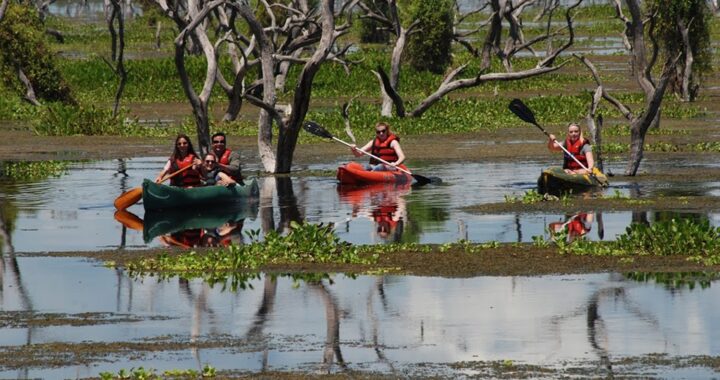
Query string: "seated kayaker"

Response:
xmin=547 ymin=123 xmax=595 ymax=175
xmin=350 ymin=122 xmax=406 ymax=171
xmin=210 ymin=132 xmax=243 ymax=182
xmin=155 ymin=134 xmax=201 ymax=187
xmin=200 ymin=153 xmax=236 ymax=187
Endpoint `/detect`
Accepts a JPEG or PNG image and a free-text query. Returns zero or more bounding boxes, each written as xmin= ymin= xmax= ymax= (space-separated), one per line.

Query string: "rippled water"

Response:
xmin=1 ymin=155 xmax=719 ymax=252
xmin=1 ymin=257 xmax=719 ymax=378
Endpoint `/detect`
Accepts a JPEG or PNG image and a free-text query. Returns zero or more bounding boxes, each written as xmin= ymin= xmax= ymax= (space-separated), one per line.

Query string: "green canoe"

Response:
xmin=537 ymin=166 xmax=609 ymax=195
xmin=143 ymin=202 xmax=258 ymax=243
xmin=142 ymin=178 xmax=259 ymax=210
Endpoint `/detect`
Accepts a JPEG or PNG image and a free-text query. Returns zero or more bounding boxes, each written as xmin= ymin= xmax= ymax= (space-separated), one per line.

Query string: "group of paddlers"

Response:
xmin=155 ymin=132 xmax=242 ymax=188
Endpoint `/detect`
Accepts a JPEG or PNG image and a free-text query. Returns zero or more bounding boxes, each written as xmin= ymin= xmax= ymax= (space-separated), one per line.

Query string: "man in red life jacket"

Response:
xmin=211 ymin=132 xmax=242 ymax=182
xmin=350 ymin=122 xmax=406 ymax=171
xmin=547 ymin=123 xmax=595 ymax=175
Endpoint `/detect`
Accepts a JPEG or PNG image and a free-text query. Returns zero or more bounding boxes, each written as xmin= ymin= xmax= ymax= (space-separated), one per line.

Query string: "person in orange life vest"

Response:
xmin=547 ymin=123 xmax=595 ymax=175
xmin=155 ymin=134 xmax=201 ymax=187
xmin=210 ymin=132 xmax=242 ymax=181
xmin=350 ymin=122 xmax=406 ymax=171
xmin=199 ymin=153 xmax=236 ymax=187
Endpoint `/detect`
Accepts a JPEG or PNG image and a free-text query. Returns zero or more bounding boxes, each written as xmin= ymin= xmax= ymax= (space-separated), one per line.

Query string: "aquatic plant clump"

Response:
xmin=0 ymin=161 xmax=68 ymax=181
xmin=126 ymin=222 xmax=378 ymax=278
xmin=554 ymin=218 xmax=720 ymax=265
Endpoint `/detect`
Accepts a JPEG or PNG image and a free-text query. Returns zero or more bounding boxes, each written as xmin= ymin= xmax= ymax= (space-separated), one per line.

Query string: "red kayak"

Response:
xmin=336 ymin=162 xmax=413 ymax=185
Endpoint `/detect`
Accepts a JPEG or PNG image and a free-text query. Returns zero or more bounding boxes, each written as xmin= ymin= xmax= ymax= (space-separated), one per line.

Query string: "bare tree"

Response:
xmin=0 ymin=0 xmax=9 ymax=21
xmin=367 ymin=0 xmax=582 ymax=118
xmin=104 ymin=0 xmax=128 ymax=117
xmin=574 ymin=0 xmax=678 ymax=176
xmin=153 ymin=0 xmax=357 ymax=171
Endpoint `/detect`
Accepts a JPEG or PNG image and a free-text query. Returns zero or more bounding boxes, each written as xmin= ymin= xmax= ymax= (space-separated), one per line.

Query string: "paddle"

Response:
xmin=113 ymin=165 xmax=192 ymax=210
xmin=508 ymin=98 xmax=608 ymax=186
xmin=303 ymin=121 xmax=439 ymax=186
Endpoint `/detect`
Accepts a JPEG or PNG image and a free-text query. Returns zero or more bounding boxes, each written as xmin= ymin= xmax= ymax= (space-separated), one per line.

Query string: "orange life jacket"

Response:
xmin=170 ymin=154 xmax=201 ymax=187
xmin=370 ymin=133 xmax=399 ymax=165
xmin=217 ymin=149 xmax=241 ymax=180
xmin=563 ymin=138 xmax=589 ymax=170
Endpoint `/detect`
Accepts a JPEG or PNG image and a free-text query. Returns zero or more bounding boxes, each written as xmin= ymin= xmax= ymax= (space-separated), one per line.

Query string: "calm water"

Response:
xmin=1 ymin=258 xmax=719 ymax=378
xmin=3 ymin=156 xmax=720 ymax=252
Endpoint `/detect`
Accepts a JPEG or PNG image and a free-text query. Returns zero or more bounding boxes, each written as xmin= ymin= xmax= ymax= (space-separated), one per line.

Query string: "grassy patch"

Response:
xmin=0 ymin=160 xmax=69 ymax=181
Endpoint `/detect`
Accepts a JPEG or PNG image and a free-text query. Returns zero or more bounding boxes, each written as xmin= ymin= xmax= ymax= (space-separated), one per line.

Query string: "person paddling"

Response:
xmin=155 ymin=134 xmax=201 ymax=187
xmin=548 ymin=123 xmax=595 ymax=175
xmin=211 ymin=132 xmax=242 ymax=182
xmin=350 ymin=122 xmax=406 ymax=171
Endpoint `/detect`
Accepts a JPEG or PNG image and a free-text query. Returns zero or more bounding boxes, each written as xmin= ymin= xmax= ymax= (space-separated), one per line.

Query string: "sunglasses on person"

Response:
xmin=177 ymin=141 xmax=189 ymax=146
xmin=375 ymin=129 xmax=387 ymax=134
xmin=204 ymin=159 xmax=216 ymax=164
xmin=212 ymin=139 xmax=226 ymax=144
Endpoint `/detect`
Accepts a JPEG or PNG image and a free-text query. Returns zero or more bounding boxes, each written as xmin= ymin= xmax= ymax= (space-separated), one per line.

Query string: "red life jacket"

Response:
xmin=563 ymin=138 xmax=589 ymax=170
xmin=567 ymin=213 xmax=590 ymax=237
xmin=170 ymin=154 xmax=201 ymax=187
xmin=370 ymin=133 xmax=399 ymax=165
xmin=217 ymin=149 xmax=241 ymax=180
xmin=372 ymin=204 xmax=399 ymax=231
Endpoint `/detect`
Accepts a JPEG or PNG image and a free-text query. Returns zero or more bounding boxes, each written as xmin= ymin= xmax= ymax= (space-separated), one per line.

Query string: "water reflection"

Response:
xmin=548 ymin=212 xmax=598 ymax=242
xmin=338 ymin=183 xmax=411 ymax=243
xmin=3 ymin=265 xmax=720 ymax=378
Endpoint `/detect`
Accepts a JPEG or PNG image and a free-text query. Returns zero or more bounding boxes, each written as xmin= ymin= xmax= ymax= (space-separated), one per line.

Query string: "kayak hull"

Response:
xmin=142 ymin=178 xmax=259 ymax=210
xmin=537 ymin=167 xmax=609 ymax=195
xmin=336 ymin=162 xmax=413 ymax=186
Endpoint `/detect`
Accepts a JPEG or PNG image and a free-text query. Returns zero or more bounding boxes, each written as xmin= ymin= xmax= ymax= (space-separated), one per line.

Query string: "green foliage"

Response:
xmin=552 ymin=218 xmax=720 ymax=264
xmin=0 ymin=4 xmax=74 ymax=104
xmin=126 ymin=222 xmax=377 ymax=278
xmin=504 ymin=189 xmax=545 ymax=204
xmin=647 ymin=0 xmax=713 ymax=100
xmin=405 ymin=0 xmax=453 ymax=74
xmin=99 ymin=364 xmax=216 ymax=379
xmin=0 ymin=161 xmax=68 ymax=181
xmin=30 ymin=102 xmax=197 ymax=137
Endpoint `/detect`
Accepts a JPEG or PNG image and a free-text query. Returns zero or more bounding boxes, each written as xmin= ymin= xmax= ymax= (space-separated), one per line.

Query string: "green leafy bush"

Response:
xmin=405 ymin=0 xmax=453 ymax=74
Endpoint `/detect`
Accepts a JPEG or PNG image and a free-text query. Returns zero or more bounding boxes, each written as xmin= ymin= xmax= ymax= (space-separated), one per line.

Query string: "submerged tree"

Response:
xmin=576 ymin=0 xmax=679 ymax=176
xmin=648 ymin=0 xmax=712 ymax=102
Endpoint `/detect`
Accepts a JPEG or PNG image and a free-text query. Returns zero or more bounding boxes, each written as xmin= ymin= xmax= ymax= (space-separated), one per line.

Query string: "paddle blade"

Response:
xmin=303 ymin=121 xmax=334 ymax=139
xmin=412 ymin=174 xmax=442 ymax=186
xmin=114 ymin=210 xmax=144 ymax=231
xmin=114 ymin=187 xmax=142 ymax=210
xmin=508 ymin=98 xmax=537 ymax=125
xmin=592 ymin=167 xmax=610 ymax=187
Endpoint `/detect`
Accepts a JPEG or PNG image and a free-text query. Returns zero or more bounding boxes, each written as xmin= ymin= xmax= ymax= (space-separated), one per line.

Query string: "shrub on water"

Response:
xmin=616 ymin=218 xmax=720 ymax=257
xmin=0 ymin=4 xmax=75 ymax=104
xmin=405 ymin=0 xmax=453 ymax=74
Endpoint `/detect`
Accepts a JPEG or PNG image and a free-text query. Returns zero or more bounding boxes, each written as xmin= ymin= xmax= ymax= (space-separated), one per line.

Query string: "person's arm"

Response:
xmin=352 ymin=141 xmax=373 ymax=157
xmin=217 ymin=172 xmax=236 ymax=186
xmin=155 ymin=160 xmax=171 ymax=182
xmin=219 ymin=151 xmax=241 ymax=177
xmin=585 ymin=149 xmax=595 ymax=171
xmin=390 ymin=140 xmax=405 ymax=166
xmin=547 ymin=134 xmax=562 ymax=152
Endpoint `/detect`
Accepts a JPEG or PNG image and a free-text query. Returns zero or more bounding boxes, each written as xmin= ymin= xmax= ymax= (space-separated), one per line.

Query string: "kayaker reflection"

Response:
xmin=199 ymin=153 xmax=236 ymax=187
xmin=210 ymin=132 xmax=243 ymax=183
xmin=159 ymin=221 xmax=244 ymax=248
xmin=547 ymin=123 xmax=595 ymax=175
xmin=155 ymin=134 xmax=202 ymax=187
xmin=549 ymin=212 xmax=594 ymax=242
xmin=373 ymin=204 xmax=404 ymax=242
xmin=350 ymin=122 xmax=406 ymax=171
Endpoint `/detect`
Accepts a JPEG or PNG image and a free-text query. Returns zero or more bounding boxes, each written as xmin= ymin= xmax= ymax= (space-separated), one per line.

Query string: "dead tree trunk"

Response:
xmin=105 ymin=0 xmax=128 ymax=117
xmin=0 ymin=0 xmax=9 ymax=22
